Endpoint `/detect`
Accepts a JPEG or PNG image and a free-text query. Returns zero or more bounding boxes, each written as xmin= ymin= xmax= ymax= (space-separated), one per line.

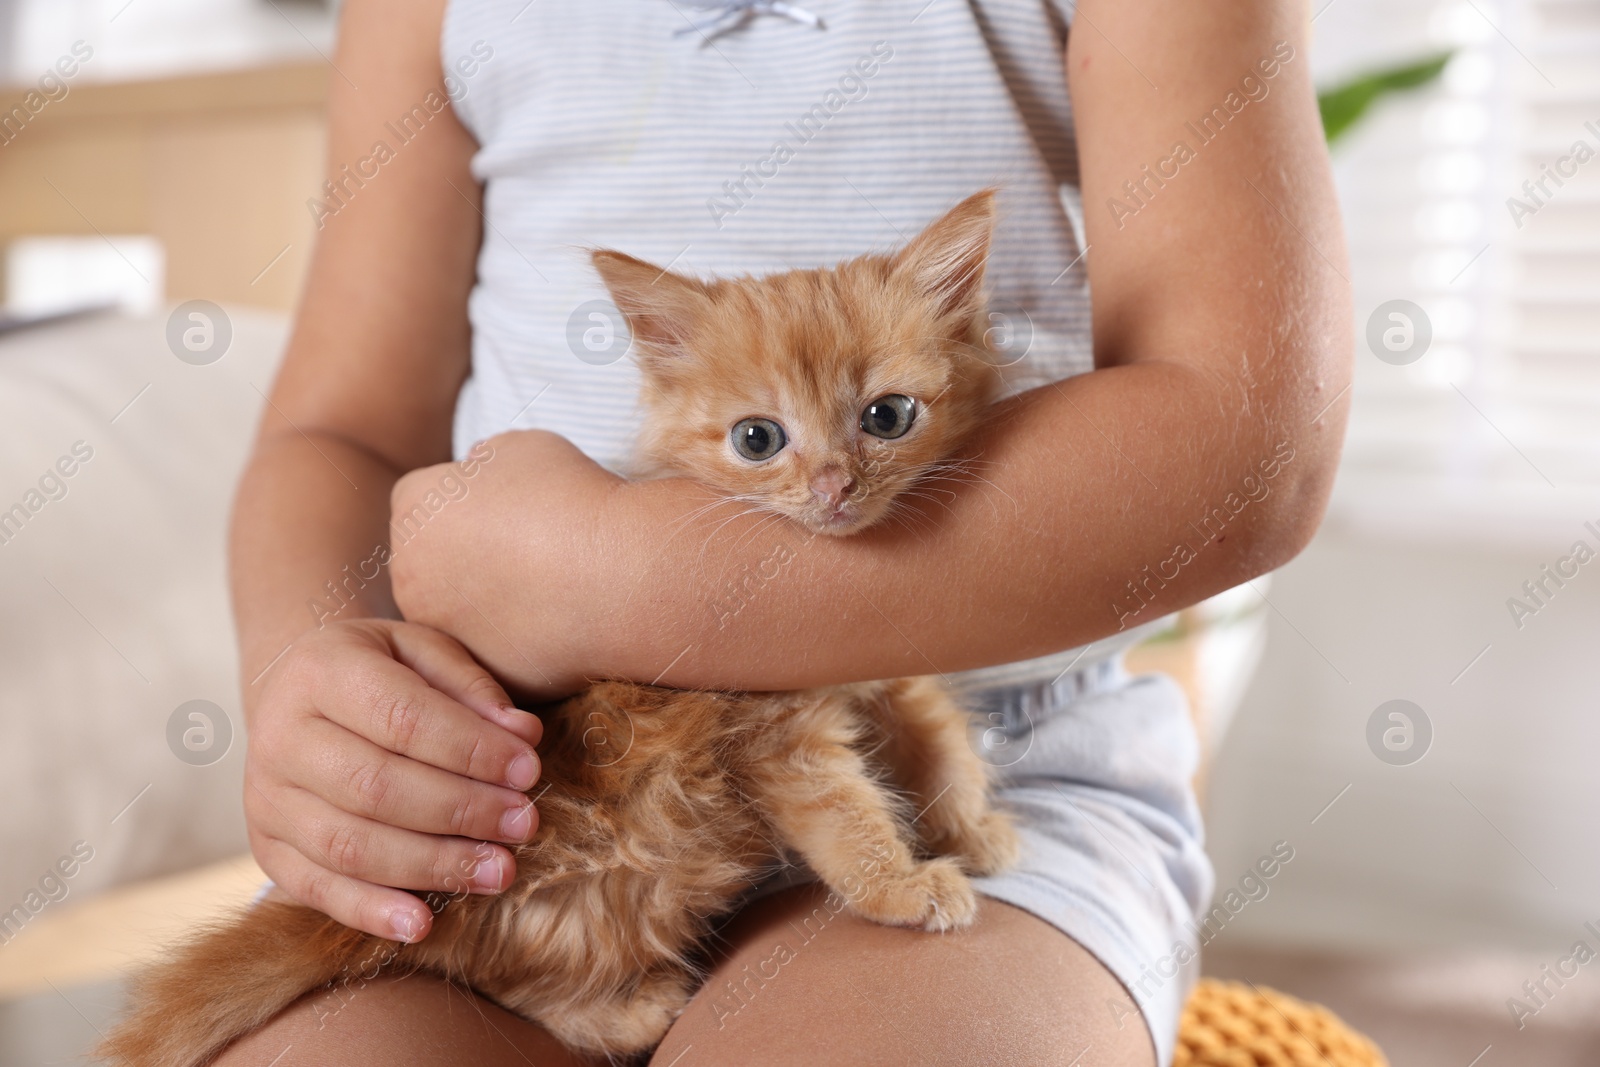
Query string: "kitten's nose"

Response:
xmin=811 ymin=467 xmax=855 ymax=509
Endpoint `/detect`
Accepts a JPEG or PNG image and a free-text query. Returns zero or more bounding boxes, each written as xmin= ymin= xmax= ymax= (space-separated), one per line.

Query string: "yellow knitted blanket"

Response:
xmin=1175 ymin=979 xmax=1388 ymax=1066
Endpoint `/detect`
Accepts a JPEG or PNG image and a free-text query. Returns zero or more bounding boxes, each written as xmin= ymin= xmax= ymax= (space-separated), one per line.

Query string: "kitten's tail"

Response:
xmin=98 ymin=901 xmax=402 ymax=1067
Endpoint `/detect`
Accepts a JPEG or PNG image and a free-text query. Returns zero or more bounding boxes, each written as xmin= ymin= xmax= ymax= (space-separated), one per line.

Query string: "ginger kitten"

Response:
xmin=102 ymin=190 xmax=1017 ymax=1064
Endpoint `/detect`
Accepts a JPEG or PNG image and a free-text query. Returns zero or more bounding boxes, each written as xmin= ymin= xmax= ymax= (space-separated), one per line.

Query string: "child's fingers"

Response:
xmin=383 ymin=621 xmax=545 ymax=747
xmin=294 ymin=716 xmax=539 ymax=844
xmin=309 ymin=640 xmax=540 ymax=791
xmin=248 ymin=792 xmax=517 ymax=934
xmin=251 ymin=831 xmax=434 ymax=943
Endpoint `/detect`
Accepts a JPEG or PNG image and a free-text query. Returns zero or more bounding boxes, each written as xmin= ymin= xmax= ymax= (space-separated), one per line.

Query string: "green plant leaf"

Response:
xmin=1318 ymin=52 xmax=1454 ymax=144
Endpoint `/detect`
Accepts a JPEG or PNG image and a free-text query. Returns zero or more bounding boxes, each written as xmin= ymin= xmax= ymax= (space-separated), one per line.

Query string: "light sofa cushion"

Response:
xmin=0 ymin=308 xmax=285 ymax=927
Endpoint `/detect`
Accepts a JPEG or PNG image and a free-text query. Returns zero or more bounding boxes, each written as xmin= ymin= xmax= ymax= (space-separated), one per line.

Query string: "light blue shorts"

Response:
xmin=969 ymin=657 xmax=1212 ymax=1065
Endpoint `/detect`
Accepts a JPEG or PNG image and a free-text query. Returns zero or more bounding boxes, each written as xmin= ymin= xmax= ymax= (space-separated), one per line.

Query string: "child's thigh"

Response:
xmin=212 ymin=973 xmax=602 ymax=1067
xmin=655 ymin=884 xmax=1157 ymax=1067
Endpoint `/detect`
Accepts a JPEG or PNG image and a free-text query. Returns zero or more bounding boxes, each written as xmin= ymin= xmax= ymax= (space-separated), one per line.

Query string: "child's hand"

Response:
xmin=244 ymin=618 xmax=543 ymax=942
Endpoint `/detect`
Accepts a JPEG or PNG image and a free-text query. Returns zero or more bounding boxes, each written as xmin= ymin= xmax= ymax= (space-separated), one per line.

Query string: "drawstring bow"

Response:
xmin=673 ymin=1 xmax=826 ymax=40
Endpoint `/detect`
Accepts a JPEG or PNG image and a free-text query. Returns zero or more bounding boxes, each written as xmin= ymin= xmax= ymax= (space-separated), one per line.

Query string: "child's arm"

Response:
xmin=232 ymin=0 xmax=543 ymax=942
xmin=390 ymin=0 xmax=1351 ymax=696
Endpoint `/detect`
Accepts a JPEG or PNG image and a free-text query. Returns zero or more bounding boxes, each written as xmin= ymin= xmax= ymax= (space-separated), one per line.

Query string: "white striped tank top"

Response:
xmin=443 ymin=0 xmax=1166 ymax=679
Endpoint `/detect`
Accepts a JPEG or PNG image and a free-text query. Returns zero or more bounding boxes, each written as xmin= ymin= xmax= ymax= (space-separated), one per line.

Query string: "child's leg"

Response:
xmin=211 ymin=973 xmax=604 ymax=1067
xmin=655 ymin=884 xmax=1157 ymax=1067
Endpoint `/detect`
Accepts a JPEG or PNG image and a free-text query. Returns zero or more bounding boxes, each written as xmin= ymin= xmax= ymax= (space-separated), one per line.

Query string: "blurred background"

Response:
xmin=0 ymin=0 xmax=1596 ymax=1064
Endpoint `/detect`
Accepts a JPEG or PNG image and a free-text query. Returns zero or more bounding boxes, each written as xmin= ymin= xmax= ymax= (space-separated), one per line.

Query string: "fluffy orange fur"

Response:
xmin=101 ymin=190 xmax=1017 ymax=1065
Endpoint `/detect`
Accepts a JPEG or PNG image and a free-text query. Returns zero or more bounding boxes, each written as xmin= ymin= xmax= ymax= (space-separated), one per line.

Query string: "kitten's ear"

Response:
xmin=890 ymin=189 xmax=997 ymax=321
xmin=590 ymin=250 xmax=711 ymax=362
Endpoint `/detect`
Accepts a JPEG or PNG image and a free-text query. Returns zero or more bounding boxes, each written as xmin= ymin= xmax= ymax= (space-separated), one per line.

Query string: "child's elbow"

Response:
xmin=1245 ymin=445 xmax=1340 ymax=577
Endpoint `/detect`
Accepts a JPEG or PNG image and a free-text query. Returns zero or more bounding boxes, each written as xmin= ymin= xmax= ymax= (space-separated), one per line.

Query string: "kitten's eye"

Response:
xmin=861 ymin=394 xmax=917 ymax=439
xmin=731 ymin=418 xmax=787 ymax=462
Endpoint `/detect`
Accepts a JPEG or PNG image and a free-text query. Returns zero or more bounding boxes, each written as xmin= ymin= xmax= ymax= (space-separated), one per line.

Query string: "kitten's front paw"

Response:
xmin=853 ymin=857 xmax=977 ymax=933
xmin=957 ymin=809 xmax=1022 ymax=877
xmin=922 ymin=806 xmax=1022 ymax=877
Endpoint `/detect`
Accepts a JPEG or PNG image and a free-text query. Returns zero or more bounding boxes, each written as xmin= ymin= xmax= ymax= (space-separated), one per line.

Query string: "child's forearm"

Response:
xmin=230 ymin=431 xmax=402 ymax=719
xmin=598 ymin=362 xmax=1336 ymax=690
xmin=390 ymin=352 xmax=1340 ymax=697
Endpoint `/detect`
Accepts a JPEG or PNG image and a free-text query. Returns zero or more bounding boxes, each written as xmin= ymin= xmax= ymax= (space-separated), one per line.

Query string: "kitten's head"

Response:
xmin=592 ymin=190 xmax=1000 ymax=536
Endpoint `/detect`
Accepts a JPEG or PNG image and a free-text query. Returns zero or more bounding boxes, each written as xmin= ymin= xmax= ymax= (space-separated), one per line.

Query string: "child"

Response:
xmin=226 ymin=1 xmax=1348 ymax=1064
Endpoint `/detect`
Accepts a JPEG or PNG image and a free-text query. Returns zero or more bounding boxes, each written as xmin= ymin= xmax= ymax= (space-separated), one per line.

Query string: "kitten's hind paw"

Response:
xmin=546 ymin=972 xmax=691 ymax=1056
xmin=852 ymin=856 xmax=978 ymax=933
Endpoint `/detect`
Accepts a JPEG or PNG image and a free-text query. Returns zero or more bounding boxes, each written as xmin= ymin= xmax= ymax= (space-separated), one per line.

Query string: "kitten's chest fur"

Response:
xmin=495 ymin=679 xmax=902 ymax=936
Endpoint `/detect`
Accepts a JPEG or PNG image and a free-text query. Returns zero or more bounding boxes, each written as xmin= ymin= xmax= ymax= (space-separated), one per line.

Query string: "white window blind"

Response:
xmin=1320 ymin=0 xmax=1600 ymax=546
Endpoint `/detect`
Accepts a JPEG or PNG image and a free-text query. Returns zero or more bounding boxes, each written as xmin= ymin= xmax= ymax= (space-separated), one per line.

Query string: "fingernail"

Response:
xmin=500 ymin=802 xmax=533 ymax=841
xmin=507 ymin=751 xmax=539 ymax=790
xmin=470 ymin=851 xmax=512 ymax=893
xmin=498 ymin=705 xmax=541 ymax=737
xmin=389 ymin=910 xmax=422 ymax=943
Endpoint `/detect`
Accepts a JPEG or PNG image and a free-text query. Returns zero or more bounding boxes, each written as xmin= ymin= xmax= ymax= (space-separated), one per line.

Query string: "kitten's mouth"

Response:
xmin=814 ymin=504 xmax=868 ymax=535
